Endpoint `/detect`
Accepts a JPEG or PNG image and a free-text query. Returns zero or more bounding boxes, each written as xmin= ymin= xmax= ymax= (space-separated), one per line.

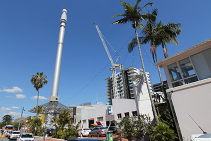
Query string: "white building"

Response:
xmin=155 ymin=38 xmax=211 ymax=141
xmin=71 ymin=67 xmax=154 ymax=128
xmin=71 ymin=99 xmax=153 ymax=129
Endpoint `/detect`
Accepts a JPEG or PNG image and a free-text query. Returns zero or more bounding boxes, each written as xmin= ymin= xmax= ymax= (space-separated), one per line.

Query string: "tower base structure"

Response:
xmin=28 ymin=101 xmax=72 ymax=127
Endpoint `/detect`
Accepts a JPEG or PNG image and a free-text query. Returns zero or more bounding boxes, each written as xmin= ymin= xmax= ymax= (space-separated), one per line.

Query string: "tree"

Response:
xmin=30 ymin=72 xmax=48 ymax=118
xmin=151 ymin=122 xmax=177 ymax=141
xmin=112 ymin=0 xmax=159 ymax=123
xmin=29 ymin=117 xmax=42 ymax=135
xmin=119 ymin=116 xmax=135 ymax=141
xmin=58 ymin=109 xmax=71 ymax=131
xmin=134 ymin=114 xmax=152 ymax=140
xmin=156 ymin=21 xmax=181 ymax=58
xmin=2 ymin=115 xmax=13 ymax=125
xmin=51 ymin=115 xmax=59 ymax=138
xmin=128 ymin=9 xmax=181 ymax=138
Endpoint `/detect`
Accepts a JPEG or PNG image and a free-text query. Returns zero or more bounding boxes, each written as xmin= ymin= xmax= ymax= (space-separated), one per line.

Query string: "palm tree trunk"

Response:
xmin=36 ymin=89 xmax=39 ymax=118
xmin=135 ymin=27 xmax=159 ymax=124
xmin=154 ymin=53 xmax=182 ymax=140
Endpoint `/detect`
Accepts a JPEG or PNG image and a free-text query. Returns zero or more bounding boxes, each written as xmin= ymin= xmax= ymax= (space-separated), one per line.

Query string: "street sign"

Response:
xmin=108 ymin=106 xmax=112 ymax=115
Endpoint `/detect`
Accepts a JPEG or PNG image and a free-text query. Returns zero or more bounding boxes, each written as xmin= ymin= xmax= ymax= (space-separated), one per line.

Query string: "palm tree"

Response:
xmin=156 ymin=21 xmax=181 ymax=58
xmin=58 ymin=109 xmax=71 ymax=131
xmin=30 ymin=72 xmax=48 ymax=118
xmin=128 ymin=9 xmax=182 ymax=139
xmin=112 ymin=0 xmax=159 ymax=123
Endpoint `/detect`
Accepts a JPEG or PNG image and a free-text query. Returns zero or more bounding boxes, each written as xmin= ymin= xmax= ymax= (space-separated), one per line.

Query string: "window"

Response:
xmin=168 ymin=63 xmax=182 ymax=82
xmin=191 ymin=48 xmax=211 ymax=80
xmin=125 ymin=112 xmax=129 ymax=117
xmin=117 ymin=113 xmax=122 ymax=119
xmin=132 ymin=111 xmax=137 ymax=117
xmin=97 ymin=117 xmax=103 ymax=121
xmin=168 ymin=57 xmax=198 ymax=87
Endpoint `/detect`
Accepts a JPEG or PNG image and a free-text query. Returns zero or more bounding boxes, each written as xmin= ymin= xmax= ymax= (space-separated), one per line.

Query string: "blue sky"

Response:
xmin=0 ymin=0 xmax=210 ymax=121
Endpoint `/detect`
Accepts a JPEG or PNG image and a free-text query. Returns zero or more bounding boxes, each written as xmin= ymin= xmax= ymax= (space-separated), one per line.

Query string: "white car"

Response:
xmin=78 ymin=128 xmax=91 ymax=137
xmin=191 ymin=134 xmax=211 ymax=141
xmin=18 ymin=133 xmax=34 ymax=141
xmin=9 ymin=131 xmax=20 ymax=140
xmin=5 ymin=130 xmax=13 ymax=137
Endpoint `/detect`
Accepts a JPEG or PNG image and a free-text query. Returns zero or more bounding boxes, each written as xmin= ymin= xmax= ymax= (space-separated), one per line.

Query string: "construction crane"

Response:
xmin=95 ymin=23 xmax=122 ymax=99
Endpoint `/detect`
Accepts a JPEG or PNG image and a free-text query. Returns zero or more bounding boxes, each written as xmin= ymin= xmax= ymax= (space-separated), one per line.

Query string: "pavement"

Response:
xmin=34 ymin=134 xmax=128 ymax=141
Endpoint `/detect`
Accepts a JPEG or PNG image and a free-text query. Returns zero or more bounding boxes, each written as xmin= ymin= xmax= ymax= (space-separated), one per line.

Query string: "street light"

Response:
xmin=18 ymin=107 xmax=25 ymax=131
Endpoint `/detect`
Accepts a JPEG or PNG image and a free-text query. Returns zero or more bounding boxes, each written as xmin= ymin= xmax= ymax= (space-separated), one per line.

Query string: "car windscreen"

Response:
xmin=84 ymin=129 xmax=90 ymax=130
xmin=21 ymin=134 xmax=33 ymax=138
xmin=13 ymin=132 xmax=20 ymax=134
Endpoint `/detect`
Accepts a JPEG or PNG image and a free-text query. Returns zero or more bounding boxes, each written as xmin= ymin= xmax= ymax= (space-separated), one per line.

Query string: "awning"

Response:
xmin=96 ymin=121 xmax=102 ymax=125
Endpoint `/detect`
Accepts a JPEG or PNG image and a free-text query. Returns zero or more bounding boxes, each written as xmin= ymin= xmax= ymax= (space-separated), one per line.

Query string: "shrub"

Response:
xmin=151 ymin=122 xmax=177 ymax=141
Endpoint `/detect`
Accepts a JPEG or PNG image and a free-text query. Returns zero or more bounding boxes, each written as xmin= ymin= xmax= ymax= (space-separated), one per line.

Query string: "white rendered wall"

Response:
xmin=167 ymin=78 xmax=211 ymax=141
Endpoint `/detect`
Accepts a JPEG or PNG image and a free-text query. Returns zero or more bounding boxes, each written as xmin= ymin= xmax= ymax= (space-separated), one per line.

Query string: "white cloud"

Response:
xmin=2 ymin=112 xmax=27 ymax=117
xmin=0 ymin=107 xmax=12 ymax=112
xmin=31 ymin=96 xmax=47 ymax=100
xmin=16 ymin=94 xmax=26 ymax=99
xmin=0 ymin=86 xmax=23 ymax=93
xmin=11 ymin=106 xmax=19 ymax=110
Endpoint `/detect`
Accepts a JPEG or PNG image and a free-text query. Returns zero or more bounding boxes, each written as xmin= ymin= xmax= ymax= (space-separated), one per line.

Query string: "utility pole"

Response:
xmin=18 ymin=107 xmax=25 ymax=131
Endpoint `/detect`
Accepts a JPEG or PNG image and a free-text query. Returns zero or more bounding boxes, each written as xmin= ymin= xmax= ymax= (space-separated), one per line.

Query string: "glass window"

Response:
xmin=168 ymin=63 xmax=182 ymax=82
xmin=117 ymin=114 xmax=122 ymax=119
xmin=132 ymin=111 xmax=137 ymax=117
xmin=184 ymin=76 xmax=198 ymax=84
xmin=125 ymin=112 xmax=129 ymax=117
xmin=179 ymin=58 xmax=196 ymax=78
xmin=172 ymin=81 xmax=184 ymax=87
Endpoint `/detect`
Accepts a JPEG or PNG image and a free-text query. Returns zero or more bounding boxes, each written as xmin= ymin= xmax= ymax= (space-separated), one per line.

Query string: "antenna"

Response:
xmin=65 ymin=2 xmax=66 ymax=9
xmin=188 ymin=114 xmax=207 ymax=134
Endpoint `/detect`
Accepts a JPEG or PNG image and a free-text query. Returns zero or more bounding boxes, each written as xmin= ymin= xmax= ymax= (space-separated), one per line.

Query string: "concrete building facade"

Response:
xmin=155 ymin=38 xmax=211 ymax=141
xmin=106 ymin=66 xmax=152 ymax=105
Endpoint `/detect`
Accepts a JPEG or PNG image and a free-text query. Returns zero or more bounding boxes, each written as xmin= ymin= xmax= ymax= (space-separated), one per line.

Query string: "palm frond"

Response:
xmin=111 ymin=14 xmax=124 ymax=18
xmin=112 ymin=17 xmax=129 ymax=25
xmin=139 ymin=2 xmax=154 ymax=12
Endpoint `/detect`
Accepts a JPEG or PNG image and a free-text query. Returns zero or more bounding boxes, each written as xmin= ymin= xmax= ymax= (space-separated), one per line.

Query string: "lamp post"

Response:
xmin=18 ymin=107 xmax=25 ymax=131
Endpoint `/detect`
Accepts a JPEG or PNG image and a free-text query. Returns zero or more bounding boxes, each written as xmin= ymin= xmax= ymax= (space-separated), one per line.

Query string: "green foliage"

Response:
xmin=2 ymin=115 xmax=13 ymax=124
xmin=134 ymin=114 xmax=152 ymax=140
xmin=13 ymin=121 xmax=20 ymax=131
xmin=58 ymin=109 xmax=71 ymax=131
xmin=159 ymin=108 xmax=174 ymax=129
xmin=30 ymin=72 xmax=48 ymax=91
xmin=151 ymin=122 xmax=177 ymax=141
xmin=29 ymin=118 xmax=42 ymax=135
xmin=111 ymin=0 xmax=154 ymax=29
xmin=120 ymin=116 xmax=135 ymax=141
xmin=0 ymin=122 xmax=6 ymax=128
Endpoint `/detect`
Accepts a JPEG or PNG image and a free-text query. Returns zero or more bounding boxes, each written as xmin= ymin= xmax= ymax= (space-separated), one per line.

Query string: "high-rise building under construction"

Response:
xmin=106 ymin=66 xmax=153 ymax=105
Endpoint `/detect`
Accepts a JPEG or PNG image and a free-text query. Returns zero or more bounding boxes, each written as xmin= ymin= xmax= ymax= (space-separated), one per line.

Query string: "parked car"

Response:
xmin=17 ymin=133 xmax=34 ymax=141
xmin=78 ymin=128 xmax=91 ymax=137
xmin=6 ymin=130 xmax=13 ymax=137
xmin=107 ymin=126 xmax=116 ymax=134
xmin=191 ymin=134 xmax=211 ymax=141
xmin=9 ymin=131 xmax=20 ymax=140
xmin=89 ymin=127 xmax=107 ymax=137
xmin=47 ymin=128 xmax=55 ymax=136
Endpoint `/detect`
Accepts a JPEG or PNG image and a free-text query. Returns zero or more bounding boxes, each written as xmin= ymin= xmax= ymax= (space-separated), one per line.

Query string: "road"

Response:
xmin=0 ymin=136 xmax=55 ymax=141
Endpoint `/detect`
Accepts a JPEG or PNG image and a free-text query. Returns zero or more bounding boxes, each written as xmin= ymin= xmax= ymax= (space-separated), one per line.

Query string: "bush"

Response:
xmin=151 ymin=122 xmax=177 ymax=141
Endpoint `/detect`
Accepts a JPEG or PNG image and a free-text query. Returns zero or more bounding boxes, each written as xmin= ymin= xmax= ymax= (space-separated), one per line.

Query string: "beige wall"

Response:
xmin=169 ymin=78 xmax=211 ymax=140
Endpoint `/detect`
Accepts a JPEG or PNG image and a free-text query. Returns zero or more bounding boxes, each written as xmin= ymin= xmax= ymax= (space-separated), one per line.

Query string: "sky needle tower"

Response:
xmin=49 ymin=8 xmax=67 ymax=102
xmin=29 ymin=8 xmax=71 ymax=117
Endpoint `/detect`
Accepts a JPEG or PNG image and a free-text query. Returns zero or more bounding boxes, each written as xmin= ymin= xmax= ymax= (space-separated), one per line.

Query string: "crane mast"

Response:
xmin=95 ymin=23 xmax=118 ymax=98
